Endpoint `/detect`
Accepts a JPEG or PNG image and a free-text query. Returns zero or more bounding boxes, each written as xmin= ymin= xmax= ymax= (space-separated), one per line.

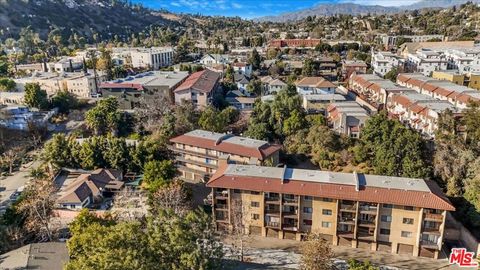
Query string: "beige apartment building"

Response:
xmin=169 ymin=130 xmax=281 ymax=183
xmin=207 ymin=162 xmax=454 ymax=259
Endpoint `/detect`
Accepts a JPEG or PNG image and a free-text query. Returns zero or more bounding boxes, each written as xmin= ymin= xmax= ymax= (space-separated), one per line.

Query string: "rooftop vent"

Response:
xmin=353 ymin=171 xmax=359 ymax=192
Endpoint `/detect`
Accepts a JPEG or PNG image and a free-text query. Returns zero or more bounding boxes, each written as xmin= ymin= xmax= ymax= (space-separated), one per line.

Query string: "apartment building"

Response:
xmin=379 ymin=34 xmax=444 ymax=50
xmin=432 ymin=70 xmax=480 ymax=90
xmin=342 ymin=60 xmax=367 ymax=80
xmin=387 ymin=92 xmax=458 ymax=137
xmin=405 ymin=49 xmax=448 ymax=76
xmin=207 ymin=163 xmax=454 ymax=259
xmin=397 ymin=73 xmax=480 ymax=109
xmin=268 ymin=39 xmax=321 ymax=49
xmin=327 ymin=101 xmax=369 ymax=138
xmin=14 ymin=71 xmax=106 ymax=98
xmin=349 ymin=74 xmax=415 ymax=109
xmin=371 ymin=51 xmax=402 ymax=77
xmin=444 ymin=47 xmax=480 ymax=73
xmin=99 ymin=71 xmax=189 ymax=109
xmin=174 ymin=70 xmax=221 ymax=108
xmin=169 ymin=130 xmax=281 ymax=182
xmin=130 ymin=47 xmax=174 ymax=70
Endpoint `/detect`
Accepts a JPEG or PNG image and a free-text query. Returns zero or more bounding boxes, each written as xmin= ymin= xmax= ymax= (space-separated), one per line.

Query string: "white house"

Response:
xmin=371 ymin=51 xmax=402 ymax=77
xmin=232 ymin=62 xmax=252 ymax=77
xmin=295 ymin=76 xmax=336 ymax=95
xmin=200 ymin=54 xmax=231 ymax=66
xmin=406 ymin=49 xmax=447 ymax=76
xmin=260 ymin=76 xmax=287 ymax=94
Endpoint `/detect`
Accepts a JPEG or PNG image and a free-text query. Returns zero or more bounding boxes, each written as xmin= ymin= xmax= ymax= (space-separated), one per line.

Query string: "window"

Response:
xmin=322 ymin=222 xmax=331 ymax=228
xmin=403 ymin=218 xmax=414 ymax=224
xmin=381 ymin=215 xmax=392 ymax=222
xmin=322 ymin=209 xmax=332 ymax=216
xmin=252 ymin=214 xmax=259 ymax=220
xmin=251 ymin=191 xmax=260 ymax=195
xmin=401 ymin=231 xmax=412 ymax=238
xmin=404 ymin=206 xmax=415 ymax=211
xmin=322 ymin=198 xmax=333 ymax=202
xmin=233 ymin=189 xmax=241 ymax=194
xmin=304 ymin=196 xmax=313 ymax=201
xmin=303 ymin=219 xmax=312 ymax=226
xmin=383 ymin=204 xmax=393 ymax=209
xmin=251 ymin=201 xmax=259 ymax=208
xmin=303 ymin=207 xmax=313 ymax=214
xmin=380 ymin=228 xmax=390 ymax=235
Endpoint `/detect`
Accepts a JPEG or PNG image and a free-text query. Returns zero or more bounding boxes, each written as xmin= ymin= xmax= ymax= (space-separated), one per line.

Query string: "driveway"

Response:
xmin=0 ymin=160 xmax=41 ymax=209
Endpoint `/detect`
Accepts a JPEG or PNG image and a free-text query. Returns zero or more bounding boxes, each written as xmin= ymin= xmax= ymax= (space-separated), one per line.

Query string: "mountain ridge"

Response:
xmin=254 ymin=0 xmax=480 ymax=22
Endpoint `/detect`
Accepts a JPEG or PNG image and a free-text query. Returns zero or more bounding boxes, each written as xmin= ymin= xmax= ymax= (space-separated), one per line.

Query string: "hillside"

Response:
xmin=0 ymin=0 xmax=190 ymax=39
xmin=255 ymin=0 xmax=480 ymax=22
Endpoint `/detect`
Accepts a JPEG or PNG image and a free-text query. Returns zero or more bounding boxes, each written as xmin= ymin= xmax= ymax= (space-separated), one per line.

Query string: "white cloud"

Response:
xmin=170 ymin=2 xmax=181 ymax=7
xmin=232 ymin=3 xmax=243 ymax=9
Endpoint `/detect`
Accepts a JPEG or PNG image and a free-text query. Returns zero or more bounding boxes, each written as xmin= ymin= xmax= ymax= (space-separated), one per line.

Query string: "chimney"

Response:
xmin=217 ymin=154 xmax=230 ymax=168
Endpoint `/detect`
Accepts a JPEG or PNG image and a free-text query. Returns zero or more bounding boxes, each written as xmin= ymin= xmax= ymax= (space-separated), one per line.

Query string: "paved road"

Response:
xmin=0 ymin=160 xmax=41 ymax=208
xmin=0 ymin=119 xmax=84 ymax=212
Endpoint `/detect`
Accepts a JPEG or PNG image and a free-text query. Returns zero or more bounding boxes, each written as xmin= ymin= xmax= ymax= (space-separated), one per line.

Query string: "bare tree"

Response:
xmin=230 ymin=198 xmax=252 ymax=262
xmin=27 ymin=121 xmax=48 ymax=149
xmin=135 ymin=92 xmax=171 ymax=133
xmin=17 ymin=166 xmax=56 ymax=241
xmin=300 ymin=233 xmax=334 ymax=270
xmin=1 ymin=147 xmax=22 ymax=174
xmin=150 ymin=179 xmax=190 ymax=216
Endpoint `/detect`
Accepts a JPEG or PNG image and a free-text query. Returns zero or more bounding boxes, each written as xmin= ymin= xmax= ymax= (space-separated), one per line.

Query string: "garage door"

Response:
xmin=249 ymin=226 xmax=262 ymax=236
xmin=338 ymin=237 xmax=351 ymax=247
xmin=267 ymin=228 xmax=278 ymax=238
xmin=358 ymin=240 xmax=371 ymax=249
xmin=398 ymin=244 xmax=414 ymax=255
xmin=284 ymin=231 xmax=296 ymax=240
xmin=419 ymin=247 xmax=435 ymax=258
xmin=377 ymin=242 xmax=391 ymax=252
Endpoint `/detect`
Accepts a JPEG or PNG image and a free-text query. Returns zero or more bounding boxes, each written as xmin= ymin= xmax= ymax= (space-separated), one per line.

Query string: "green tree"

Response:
xmin=143 ymin=160 xmax=176 ymax=192
xmin=384 ymin=67 xmax=398 ymax=82
xmin=24 ymin=83 xmax=49 ymax=110
xmin=246 ymin=79 xmax=262 ymax=95
xmin=347 ymin=259 xmax=379 ymax=270
xmin=0 ymin=78 xmax=16 ymax=91
xmin=51 ymin=91 xmax=78 ymax=114
xmin=198 ymin=106 xmax=229 ymax=133
xmin=42 ymin=134 xmax=74 ymax=168
xmin=248 ymin=48 xmax=261 ymax=70
xmin=85 ymin=97 xmax=121 ymax=135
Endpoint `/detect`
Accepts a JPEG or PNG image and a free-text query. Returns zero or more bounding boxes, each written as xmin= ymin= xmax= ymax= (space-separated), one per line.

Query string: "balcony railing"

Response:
xmin=265 ymin=197 xmax=281 ymax=203
xmin=215 ymin=204 xmax=228 ymax=210
xmin=422 ymin=227 xmax=441 ymax=234
xmin=424 ymin=213 xmax=443 ymax=221
xmin=215 ymin=191 xmax=229 ymax=198
xmin=340 ymin=204 xmax=357 ymax=211
xmin=266 ymin=222 xmax=280 ymax=228
xmin=282 ymin=226 xmax=298 ymax=231
xmin=283 ymin=197 xmax=299 ymax=204
xmin=359 ymin=205 xmax=378 ymax=213
xmin=265 ymin=209 xmax=281 ymax=215
xmin=339 ymin=217 xmax=356 ymax=224
xmin=358 ymin=220 xmax=376 ymax=227
xmin=420 ymin=240 xmax=439 ymax=249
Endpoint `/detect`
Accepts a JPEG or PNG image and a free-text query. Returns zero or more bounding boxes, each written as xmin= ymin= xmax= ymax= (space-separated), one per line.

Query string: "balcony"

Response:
xmin=357 ymin=234 xmax=375 ymax=241
xmin=339 ymin=217 xmax=356 ymax=225
xmin=215 ymin=204 xmax=228 ymax=210
xmin=215 ymin=191 xmax=229 ymax=199
xmin=424 ymin=213 xmax=443 ymax=221
xmin=359 ymin=205 xmax=378 ymax=214
xmin=266 ymin=221 xmax=280 ymax=228
xmin=175 ymin=156 xmax=217 ymax=169
xmin=420 ymin=240 xmax=440 ymax=249
xmin=358 ymin=220 xmax=376 ymax=228
xmin=265 ymin=197 xmax=281 ymax=204
xmin=282 ymin=211 xmax=298 ymax=218
xmin=282 ymin=225 xmax=298 ymax=231
xmin=422 ymin=226 xmax=441 ymax=235
xmin=337 ymin=231 xmax=355 ymax=238
xmin=215 ymin=211 xmax=228 ymax=222
xmin=340 ymin=203 xmax=357 ymax=212
xmin=283 ymin=197 xmax=299 ymax=205
xmin=265 ymin=208 xmax=281 ymax=216
xmin=168 ymin=145 xmax=218 ymax=159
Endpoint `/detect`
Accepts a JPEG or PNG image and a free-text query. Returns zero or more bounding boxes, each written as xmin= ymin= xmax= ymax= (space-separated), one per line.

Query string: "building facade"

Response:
xmin=130 ymin=47 xmax=174 ymax=70
xmin=169 ymin=130 xmax=281 ymax=183
xmin=296 ymin=77 xmax=337 ymax=95
xmin=207 ymin=163 xmax=454 ymax=259
xmin=174 ymin=70 xmax=221 ymax=108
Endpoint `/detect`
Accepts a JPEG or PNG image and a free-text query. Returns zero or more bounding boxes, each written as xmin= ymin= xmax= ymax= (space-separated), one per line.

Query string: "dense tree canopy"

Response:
xmin=24 ymin=83 xmax=49 ymax=110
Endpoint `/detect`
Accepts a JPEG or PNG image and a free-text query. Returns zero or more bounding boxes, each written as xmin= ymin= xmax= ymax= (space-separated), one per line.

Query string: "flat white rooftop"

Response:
xmin=224 ymin=164 xmax=431 ymax=192
xmin=185 ymin=130 xmax=268 ymax=149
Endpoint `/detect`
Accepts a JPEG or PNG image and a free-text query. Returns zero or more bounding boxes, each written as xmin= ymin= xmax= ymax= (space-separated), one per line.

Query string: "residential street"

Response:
xmin=0 ymin=160 xmax=41 ymax=210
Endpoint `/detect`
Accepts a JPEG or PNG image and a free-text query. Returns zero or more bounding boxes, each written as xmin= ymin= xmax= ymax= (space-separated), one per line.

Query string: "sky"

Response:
xmin=132 ymin=0 xmax=422 ymax=19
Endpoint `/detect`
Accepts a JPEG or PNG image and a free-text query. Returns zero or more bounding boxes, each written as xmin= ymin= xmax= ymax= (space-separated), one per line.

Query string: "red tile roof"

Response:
xmin=174 ymin=70 xmax=220 ymax=93
xmin=207 ymin=167 xmax=454 ymax=211
xmin=170 ymin=134 xmax=282 ymax=161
